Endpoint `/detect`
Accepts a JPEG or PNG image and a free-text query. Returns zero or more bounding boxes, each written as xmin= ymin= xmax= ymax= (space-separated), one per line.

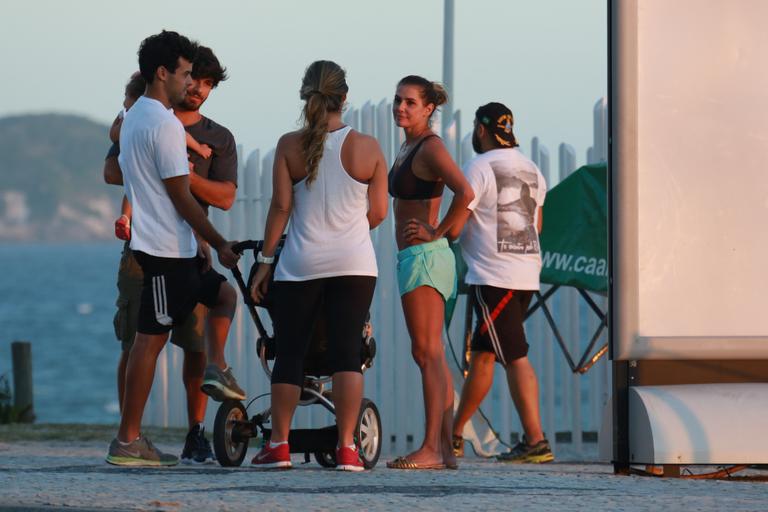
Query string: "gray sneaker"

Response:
xmin=201 ymin=365 xmax=246 ymax=401
xmin=106 ymin=435 xmax=179 ymax=466
xmin=496 ymin=436 xmax=554 ymax=464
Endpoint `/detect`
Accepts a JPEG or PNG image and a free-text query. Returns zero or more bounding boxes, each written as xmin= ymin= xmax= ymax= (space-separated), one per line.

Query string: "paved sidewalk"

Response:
xmin=1 ymin=438 xmax=767 ymax=511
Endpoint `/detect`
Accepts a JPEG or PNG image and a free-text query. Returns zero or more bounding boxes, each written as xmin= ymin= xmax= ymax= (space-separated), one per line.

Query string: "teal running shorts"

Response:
xmin=397 ymin=238 xmax=457 ymax=319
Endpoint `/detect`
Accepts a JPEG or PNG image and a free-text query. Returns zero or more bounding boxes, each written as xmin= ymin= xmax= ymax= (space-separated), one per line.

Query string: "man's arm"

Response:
xmin=188 ymin=172 xmax=236 ymax=211
xmin=163 ymin=175 xmax=238 ymax=268
xmin=109 ymin=112 xmax=123 ymax=144
xmin=537 ymin=207 xmax=543 ymax=234
xmin=103 ymin=156 xmax=124 ymax=185
xmin=188 ymin=128 xmax=238 ymax=210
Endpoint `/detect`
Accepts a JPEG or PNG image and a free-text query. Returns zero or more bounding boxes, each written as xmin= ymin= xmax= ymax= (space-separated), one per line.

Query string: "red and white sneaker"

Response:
xmin=336 ymin=445 xmax=365 ymax=472
xmin=251 ymin=442 xmax=291 ymax=469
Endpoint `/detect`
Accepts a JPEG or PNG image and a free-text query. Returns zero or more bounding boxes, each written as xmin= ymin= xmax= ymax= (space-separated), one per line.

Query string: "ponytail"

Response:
xmin=299 ymin=61 xmax=348 ymax=186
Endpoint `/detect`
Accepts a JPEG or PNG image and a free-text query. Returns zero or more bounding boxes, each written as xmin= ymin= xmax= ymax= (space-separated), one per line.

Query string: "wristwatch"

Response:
xmin=257 ymin=252 xmax=275 ymax=264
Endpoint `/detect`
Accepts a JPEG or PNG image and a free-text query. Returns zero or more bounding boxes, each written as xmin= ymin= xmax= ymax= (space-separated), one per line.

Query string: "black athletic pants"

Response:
xmin=270 ymin=275 xmax=376 ymax=386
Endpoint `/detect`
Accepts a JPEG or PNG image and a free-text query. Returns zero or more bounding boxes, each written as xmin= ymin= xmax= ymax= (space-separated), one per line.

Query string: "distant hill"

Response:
xmin=0 ymin=113 xmax=120 ymax=241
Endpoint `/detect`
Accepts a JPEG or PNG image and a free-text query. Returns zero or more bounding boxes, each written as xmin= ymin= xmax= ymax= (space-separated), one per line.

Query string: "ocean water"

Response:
xmin=0 ymin=242 xmax=609 ymax=431
xmin=0 ymin=242 xmax=124 ymax=424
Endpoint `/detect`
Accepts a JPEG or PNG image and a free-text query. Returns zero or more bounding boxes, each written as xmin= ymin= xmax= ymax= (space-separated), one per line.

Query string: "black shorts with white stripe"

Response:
xmin=133 ymin=251 xmax=226 ymax=335
xmin=470 ymin=285 xmax=533 ymax=366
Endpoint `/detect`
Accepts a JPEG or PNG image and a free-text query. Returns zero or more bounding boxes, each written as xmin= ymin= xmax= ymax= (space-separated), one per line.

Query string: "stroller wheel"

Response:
xmin=356 ymin=398 xmax=382 ymax=469
xmin=314 ymin=451 xmax=337 ymax=468
xmin=213 ymin=400 xmax=250 ymax=467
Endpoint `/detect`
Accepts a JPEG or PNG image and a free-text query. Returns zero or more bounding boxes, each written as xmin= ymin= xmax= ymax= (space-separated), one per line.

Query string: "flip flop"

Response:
xmin=386 ymin=456 xmax=446 ymax=470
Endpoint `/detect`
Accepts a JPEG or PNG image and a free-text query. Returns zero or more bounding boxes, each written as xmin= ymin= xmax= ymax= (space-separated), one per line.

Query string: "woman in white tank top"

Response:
xmin=249 ymin=61 xmax=388 ymax=471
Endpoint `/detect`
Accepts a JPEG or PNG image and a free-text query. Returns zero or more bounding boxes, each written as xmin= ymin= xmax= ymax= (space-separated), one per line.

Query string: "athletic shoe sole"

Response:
xmin=252 ymin=461 xmax=292 ymax=470
xmin=497 ymin=454 xmax=554 ymax=464
xmin=201 ymin=380 xmax=246 ymax=401
xmin=336 ymin=464 xmax=365 ymax=472
xmin=181 ymin=457 xmax=216 ymax=465
xmin=105 ymin=455 xmax=178 ymax=467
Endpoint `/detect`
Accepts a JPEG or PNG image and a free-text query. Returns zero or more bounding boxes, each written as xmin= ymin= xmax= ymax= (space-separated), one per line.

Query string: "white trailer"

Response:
xmin=610 ymin=0 xmax=768 ymax=474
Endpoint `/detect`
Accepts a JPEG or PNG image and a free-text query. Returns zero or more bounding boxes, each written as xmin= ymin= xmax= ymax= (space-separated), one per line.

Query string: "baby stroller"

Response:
xmin=211 ymin=240 xmax=382 ymax=469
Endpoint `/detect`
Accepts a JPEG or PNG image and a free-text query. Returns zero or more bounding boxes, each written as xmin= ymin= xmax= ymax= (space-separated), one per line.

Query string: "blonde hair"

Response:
xmin=299 ymin=60 xmax=348 ymax=186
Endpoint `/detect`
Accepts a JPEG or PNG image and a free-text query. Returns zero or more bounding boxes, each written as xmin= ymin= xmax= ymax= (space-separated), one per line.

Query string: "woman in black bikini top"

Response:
xmin=388 ymin=134 xmax=444 ymax=200
xmin=385 ymin=75 xmax=474 ymax=471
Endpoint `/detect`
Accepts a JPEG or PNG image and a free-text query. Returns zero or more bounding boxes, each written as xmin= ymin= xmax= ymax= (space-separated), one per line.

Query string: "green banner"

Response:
xmin=539 ymin=163 xmax=607 ymax=293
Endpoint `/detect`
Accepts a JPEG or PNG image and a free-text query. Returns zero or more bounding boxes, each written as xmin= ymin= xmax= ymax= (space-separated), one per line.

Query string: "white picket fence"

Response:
xmin=145 ymin=97 xmax=609 ymax=459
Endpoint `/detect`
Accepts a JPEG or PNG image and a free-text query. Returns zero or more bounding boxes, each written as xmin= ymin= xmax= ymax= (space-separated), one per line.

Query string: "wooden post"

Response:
xmin=11 ymin=341 xmax=35 ymax=423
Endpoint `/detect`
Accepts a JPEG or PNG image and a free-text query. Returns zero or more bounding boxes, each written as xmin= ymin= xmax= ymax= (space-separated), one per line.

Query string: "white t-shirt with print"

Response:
xmin=460 ymin=147 xmax=547 ymax=290
xmin=119 ymin=96 xmax=196 ymax=258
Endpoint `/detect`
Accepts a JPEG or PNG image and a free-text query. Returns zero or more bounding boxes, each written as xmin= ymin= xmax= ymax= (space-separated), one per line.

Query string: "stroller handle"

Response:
xmin=232 ymin=240 xmax=264 ymax=255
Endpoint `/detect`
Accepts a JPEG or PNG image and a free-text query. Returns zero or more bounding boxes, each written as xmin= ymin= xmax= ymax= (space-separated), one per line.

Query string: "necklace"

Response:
xmin=397 ymin=129 xmax=431 ymax=163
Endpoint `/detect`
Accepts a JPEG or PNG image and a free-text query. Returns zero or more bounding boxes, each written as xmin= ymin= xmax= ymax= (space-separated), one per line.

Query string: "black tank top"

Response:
xmin=388 ymin=135 xmax=445 ymax=200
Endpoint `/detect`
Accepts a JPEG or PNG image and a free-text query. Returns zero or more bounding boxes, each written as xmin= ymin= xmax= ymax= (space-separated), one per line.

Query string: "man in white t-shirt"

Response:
xmin=104 ymin=48 xmax=242 ymax=465
xmin=106 ymin=30 xmax=241 ymax=467
xmin=449 ymin=102 xmax=553 ymax=464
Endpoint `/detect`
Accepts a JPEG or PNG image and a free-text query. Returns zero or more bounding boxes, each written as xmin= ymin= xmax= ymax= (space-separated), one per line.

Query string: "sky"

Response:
xmin=0 ymin=0 xmax=606 ymax=174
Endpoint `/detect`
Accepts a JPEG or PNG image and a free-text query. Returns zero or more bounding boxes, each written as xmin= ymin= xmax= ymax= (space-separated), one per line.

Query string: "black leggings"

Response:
xmin=271 ymin=275 xmax=376 ymax=387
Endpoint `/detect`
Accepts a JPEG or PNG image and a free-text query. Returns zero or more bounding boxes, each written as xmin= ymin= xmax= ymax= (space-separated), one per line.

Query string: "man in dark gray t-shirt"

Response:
xmin=170 ymin=45 xmax=241 ymax=464
xmin=184 ymin=116 xmax=237 ymax=210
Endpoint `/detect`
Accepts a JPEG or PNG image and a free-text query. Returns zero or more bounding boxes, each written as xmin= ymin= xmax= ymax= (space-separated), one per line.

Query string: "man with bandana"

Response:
xmin=447 ymin=102 xmax=553 ymax=464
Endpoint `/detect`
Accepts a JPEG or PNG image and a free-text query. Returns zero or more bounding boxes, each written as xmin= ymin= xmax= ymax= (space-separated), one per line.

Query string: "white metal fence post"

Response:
xmin=376 ymin=100 xmax=393 ymax=164
xmin=559 ymin=143 xmax=577 ymax=182
xmin=460 ymin=133 xmax=474 ymax=167
xmin=343 ymin=108 xmax=359 ymax=131
xmin=360 ymin=101 xmax=375 ymax=136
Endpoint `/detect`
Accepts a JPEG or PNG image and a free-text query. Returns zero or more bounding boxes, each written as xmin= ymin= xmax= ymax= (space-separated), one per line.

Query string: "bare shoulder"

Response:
xmin=345 ymin=130 xmax=383 ymax=164
xmin=413 ymin=133 xmax=459 ymax=179
xmin=420 ymin=134 xmax=448 ymax=154
xmin=415 ymin=134 xmax=451 ymax=167
xmin=276 ymin=131 xmax=302 ymax=152
xmin=340 ymin=130 xmax=382 ymax=180
xmin=346 ymin=130 xmax=381 ymax=152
